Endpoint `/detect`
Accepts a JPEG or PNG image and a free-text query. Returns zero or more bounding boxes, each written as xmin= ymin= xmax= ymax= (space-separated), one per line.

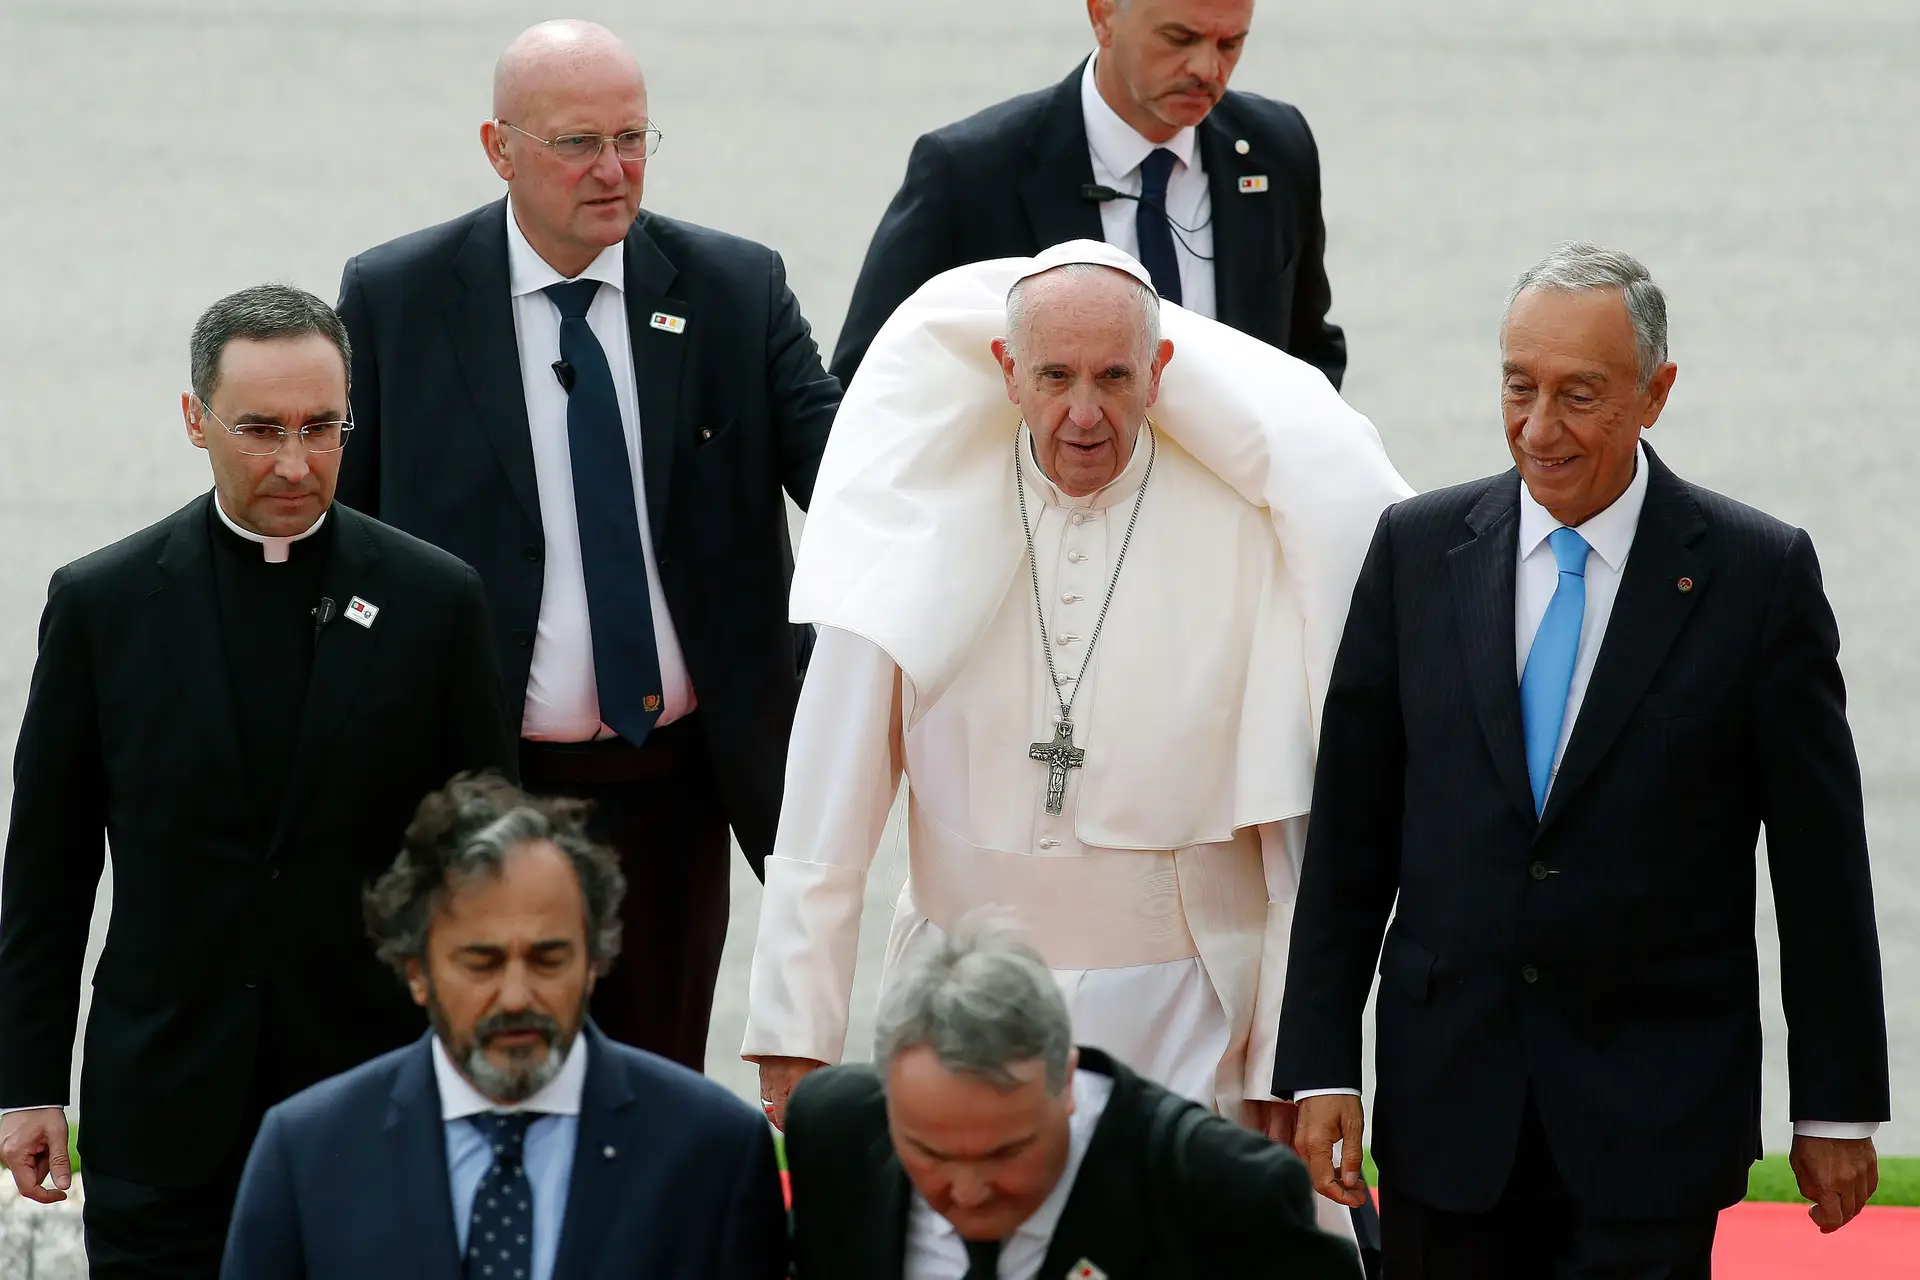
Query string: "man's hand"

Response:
xmin=753 ymin=1056 xmax=827 ymax=1131
xmin=1293 ymin=1093 xmax=1369 ymax=1208
xmin=1791 ymin=1134 xmax=1877 ymax=1233
xmin=1 ymin=1108 xmax=73 ymax=1204
xmin=1247 ymin=1099 xmax=1298 ymax=1147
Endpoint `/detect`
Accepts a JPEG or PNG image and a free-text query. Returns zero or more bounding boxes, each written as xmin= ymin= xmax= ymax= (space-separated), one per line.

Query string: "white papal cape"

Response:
xmin=744 ymin=242 xmax=1410 ymax=1128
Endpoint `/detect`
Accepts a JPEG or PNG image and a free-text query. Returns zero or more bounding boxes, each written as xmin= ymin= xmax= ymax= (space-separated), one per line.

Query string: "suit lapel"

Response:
xmin=1449 ymin=474 xmax=1537 ymax=825
xmin=385 ymin=1036 xmax=462 ymax=1280
xmin=1197 ymin=105 xmax=1273 ymax=336
xmin=621 ymin=218 xmax=687 ymax=548
xmin=445 ymin=199 xmax=542 ymax=528
xmin=153 ymin=495 xmax=247 ymax=794
xmin=552 ymin=1027 xmax=634 ymax=1276
xmin=1037 ymin=1052 xmax=1148 ymax=1280
xmin=269 ymin=506 xmax=386 ymax=853
xmin=1538 ymin=450 xmax=1708 ymax=833
xmin=1020 ymin=65 xmax=1106 ymax=252
xmin=865 ymin=1123 xmax=912 ymax=1279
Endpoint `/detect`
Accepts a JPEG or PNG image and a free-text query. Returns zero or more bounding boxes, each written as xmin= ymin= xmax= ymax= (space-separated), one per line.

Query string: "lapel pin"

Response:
xmin=345 ymin=596 xmax=380 ymax=628
xmin=1238 ymin=174 xmax=1269 ymax=194
xmin=1068 ymin=1262 xmax=1107 ymax=1280
xmin=649 ymin=311 xmax=687 ymax=334
xmin=1234 ymin=138 xmax=1250 ymax=155
xmin=1677 ymin=577 xmax=1694 ymax=593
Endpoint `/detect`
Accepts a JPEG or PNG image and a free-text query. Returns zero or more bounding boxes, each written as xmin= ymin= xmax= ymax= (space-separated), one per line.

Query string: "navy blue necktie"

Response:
xmin=1135 ymin=147 xmax=1183 ymax=305
xmin=545 ymin=280 xmax=663 ymax=745
xmin=465 ymin=1113 xmax=536 ymax=1280
xmin=962 ymin=1237 xmax=1001 ymax=1280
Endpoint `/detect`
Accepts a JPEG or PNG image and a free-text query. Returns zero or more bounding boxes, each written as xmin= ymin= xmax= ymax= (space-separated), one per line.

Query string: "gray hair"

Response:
xmin=1004 ymin=262 xmax=1162 ymax=365
xmin=873 ymin=914 xmax=1074 ymax=1095
xmin=189 ymin=283 xmax=352 ymax=404
xmin=365 ymin=772 xmax=626 ymax=977
xmin=1504 ymin=241 xmax=1669 ymax=386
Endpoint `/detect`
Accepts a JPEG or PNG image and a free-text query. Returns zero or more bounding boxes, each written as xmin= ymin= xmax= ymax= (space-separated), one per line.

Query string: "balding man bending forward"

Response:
xmin=335 ymin=21 xmax=840 ymax=1067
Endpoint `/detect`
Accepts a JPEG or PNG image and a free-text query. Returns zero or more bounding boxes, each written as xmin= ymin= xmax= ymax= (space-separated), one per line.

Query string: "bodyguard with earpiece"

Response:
xmin=830 ymin=0 xmax=1348 ymax=392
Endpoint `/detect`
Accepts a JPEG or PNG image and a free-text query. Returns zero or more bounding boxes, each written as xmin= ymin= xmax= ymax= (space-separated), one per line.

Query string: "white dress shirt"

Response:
xmin=505 ymin=200 xmax=694 ymax=741
xmin=1081 ymin=55 xmax=1216 ymax=319
xmin=432 ymin=1035 xmax=586 ymax=1280
xmin=904 ymin=1069 xmax=1114 ymax=1280
xmin=1299 ymin=444 xmax=1876 ymax=1140
xmin=212 ymin=494 xmax=327 ymax=562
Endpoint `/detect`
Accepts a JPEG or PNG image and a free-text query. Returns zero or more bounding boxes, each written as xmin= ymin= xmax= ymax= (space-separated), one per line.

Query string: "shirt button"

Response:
xmin=1521 ymin=965 xmax=1540 ymax=984
xmin=1071 ymin=512 xmax=1088 ymax=525
xmin=1061 ymin=592 xmax=1083 ymax=604
xmin=1068 ymin=551 xmax=1088 ymax=563
xmin=1529 ymin=862 xmax=1549 ymax=881
xmin=1060 ymin=633 xmax=1082 ymax=645
xmin=1038 ymin=838 xmax=1060 ymax=849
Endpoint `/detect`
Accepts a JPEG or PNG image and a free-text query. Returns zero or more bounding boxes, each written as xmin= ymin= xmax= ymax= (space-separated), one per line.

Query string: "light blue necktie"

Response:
xmin=1520 ymin=527 xmax=1590 ymax=815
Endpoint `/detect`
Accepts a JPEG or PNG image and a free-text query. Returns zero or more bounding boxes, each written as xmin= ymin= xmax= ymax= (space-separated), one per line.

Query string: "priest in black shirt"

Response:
xmin=0 ymin=283 xmax=516 ymax=1277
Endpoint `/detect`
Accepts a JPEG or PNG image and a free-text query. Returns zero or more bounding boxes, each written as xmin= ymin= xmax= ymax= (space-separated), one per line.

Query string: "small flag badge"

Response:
xmin=643 ymin=694 xmax=662 ymax=712
xmin=345 ymin=596 xmax=380 ymax=628
xmin=1068 ymin=1262 xmax=1107 ymax=1280
xmin=650 ymin=312 xmax=687 ymax=334
xmin=1238 ymin=174 xmax=1270 ymax=194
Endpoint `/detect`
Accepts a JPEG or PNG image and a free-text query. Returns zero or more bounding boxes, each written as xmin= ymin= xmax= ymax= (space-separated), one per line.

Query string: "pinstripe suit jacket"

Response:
xmin=1273 ymin=446 xmax=1888 ymax=1219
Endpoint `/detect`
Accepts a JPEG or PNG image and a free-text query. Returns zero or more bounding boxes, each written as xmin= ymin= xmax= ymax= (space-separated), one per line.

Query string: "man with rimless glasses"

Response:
xmin=335 ymin=19 xmax=841 ymax=1072
xmin=0 ymin=284 xmax=516 ymax=1276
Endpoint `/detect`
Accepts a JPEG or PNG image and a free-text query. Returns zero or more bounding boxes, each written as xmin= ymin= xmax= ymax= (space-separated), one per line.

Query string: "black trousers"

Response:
xmin=519 ymin=715 xmax=732 ymax=1072
xmin=1380 ymin=1097 xmax=1719 ymax=1280
xmin=81 ymin=1020 xmax=281 ymax=1277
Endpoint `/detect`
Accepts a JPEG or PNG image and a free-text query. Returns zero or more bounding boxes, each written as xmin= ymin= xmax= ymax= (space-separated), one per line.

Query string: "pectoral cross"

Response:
xmin=1028 ymin=719 xmax=1085 ymax=816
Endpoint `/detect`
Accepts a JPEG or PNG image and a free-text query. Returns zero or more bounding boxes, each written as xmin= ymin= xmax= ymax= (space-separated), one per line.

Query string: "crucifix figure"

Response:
xmin=1028 ymin=719 xmax=1085 ymax=816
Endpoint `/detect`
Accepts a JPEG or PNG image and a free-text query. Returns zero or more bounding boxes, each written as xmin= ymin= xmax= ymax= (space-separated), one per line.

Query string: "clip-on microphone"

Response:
xmin=310 ymin=596 xmax=337 ymax=641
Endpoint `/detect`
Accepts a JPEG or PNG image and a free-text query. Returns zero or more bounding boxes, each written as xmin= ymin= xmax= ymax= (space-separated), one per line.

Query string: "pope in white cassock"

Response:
xmin=744 ymin=241 xmax=1408 ymax=1211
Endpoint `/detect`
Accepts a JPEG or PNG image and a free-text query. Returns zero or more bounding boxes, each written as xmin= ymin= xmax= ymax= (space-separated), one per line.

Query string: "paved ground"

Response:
xmin=0 ymin=2 xmax=1914 ymax=1252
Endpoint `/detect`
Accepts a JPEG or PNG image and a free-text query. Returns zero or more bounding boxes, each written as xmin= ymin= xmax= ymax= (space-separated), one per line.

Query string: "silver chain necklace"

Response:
xmin=1017 ymin=421 xmax=1157 ymax=815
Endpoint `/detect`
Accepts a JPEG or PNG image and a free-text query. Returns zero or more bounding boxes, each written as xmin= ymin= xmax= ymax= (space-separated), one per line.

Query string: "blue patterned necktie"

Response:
xmin=1520 ymin=527 xmax=1591 ymax=815
xmin=1135 ymin=147 xmax=1183 ymax=304
xmin=465 ymin=1112 xmax=536 ymax=1279
xmin=544 ymin=280 xmax=663 ymax=745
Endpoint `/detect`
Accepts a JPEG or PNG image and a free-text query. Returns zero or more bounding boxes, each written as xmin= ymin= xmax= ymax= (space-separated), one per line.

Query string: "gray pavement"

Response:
xmin=0 ymin=6 xmax=1913 ymax=1252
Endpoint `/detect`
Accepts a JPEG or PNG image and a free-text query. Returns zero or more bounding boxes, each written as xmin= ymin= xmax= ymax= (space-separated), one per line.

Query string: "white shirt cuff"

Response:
xmin=1291 ymin=1087 xmax=1363 ymax=1102
xmin=1793 ymin=1120 xmax=1879 ymax=1140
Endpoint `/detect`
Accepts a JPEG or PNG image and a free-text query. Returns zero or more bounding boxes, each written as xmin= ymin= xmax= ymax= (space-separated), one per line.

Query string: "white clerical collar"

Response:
xmin=917 ymin=1067 xmax=1114 ymax=1255
xmin=1080 ymin=53 xmax=1198 ymax=179
xmin=1517 ymin=441 xmax=1650 ymax=574
xmin=431 ymin=1031 xmax=587 ymax=1121
xmin=506 ymin=196 xmax=626 ymax=300
xmin=212 ymin=493 xmax=326 ymax=564
xmin=1020 ymin=421 xmax=1153 ymax=512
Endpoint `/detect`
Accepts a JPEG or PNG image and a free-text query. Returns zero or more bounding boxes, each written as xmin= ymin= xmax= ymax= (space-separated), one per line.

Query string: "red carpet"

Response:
xmin=1714 ymin=1202 xmax=1920 ymax=1277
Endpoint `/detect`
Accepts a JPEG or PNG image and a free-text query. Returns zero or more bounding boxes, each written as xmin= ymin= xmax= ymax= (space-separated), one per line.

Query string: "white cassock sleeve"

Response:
xmin=1244 ymin=815 xmax=1308 ymax=1101
xmin=741 ymin=626 xmax=904 ymax=1065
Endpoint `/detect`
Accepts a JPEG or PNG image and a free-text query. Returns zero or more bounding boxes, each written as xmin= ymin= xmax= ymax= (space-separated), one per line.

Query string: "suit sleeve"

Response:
xmin=0 ymin=567 xmax=108 ymax=1108
xmin=827 ymin=132 xmax=961 ymax=388
xmin=713 ymin=1110 xmax=790 ymax=1280
xmin=220 ymin=1107 xmax=306 ymax=1278
xmin=1273 ymin=512 xmax=1404 ymax=1096
xmin=1170 ymin=1108 xmax=1364 ymax=1277
xmin=438 ymin=564 xmax=520 ymax=787
xmin=335 ymin=253 xmax=382 ymax=518
xmin=764 ymin=249 xmax=842 ymax=509
xmin=1754 ymin=529 xmax=1889 ymax=1123
xmin=1283 ymin=110 xmax=1347 ymax=391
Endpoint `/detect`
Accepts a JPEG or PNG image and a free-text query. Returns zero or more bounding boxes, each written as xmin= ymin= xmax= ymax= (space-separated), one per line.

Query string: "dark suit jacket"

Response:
xmin=0 ymin=495 xmax=516 ymax=1186
xmin=221 ymin=1024 xmax=786 ymax=1279
xmin=336 ymin=200 xmax=839 ymax=869
xmin=831 ymin=62 xmax=1345 ymax=389
xmin=1274 ymin=447 xmax=1889 ymax=1219
xmin=786 ymin=1047 xmax=1361 ymax=1279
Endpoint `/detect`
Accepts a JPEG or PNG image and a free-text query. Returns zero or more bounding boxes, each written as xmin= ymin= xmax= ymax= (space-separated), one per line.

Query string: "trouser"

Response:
xmin=1380 ymin=1096 xmax=1718 ymax=1280
xmin=519 ymin=714 xmax=733 ymax=1072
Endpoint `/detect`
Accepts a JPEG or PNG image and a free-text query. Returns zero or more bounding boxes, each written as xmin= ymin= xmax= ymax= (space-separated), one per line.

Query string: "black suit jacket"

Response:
xmin=831 ymin=62 xmax=1345 ymax=389
xmin=335 ymin=200 xmax=839 ymax=869
xmin=222 ymin=1024 xmax=786 ymax=1279
xmin=0 ymin=495 xmax=516 ymax=1186
xmin=786 ymin=1047 xmax=1361 ymax=1279
xmin=1274 ymin=447 xmax=1889 ymax=1219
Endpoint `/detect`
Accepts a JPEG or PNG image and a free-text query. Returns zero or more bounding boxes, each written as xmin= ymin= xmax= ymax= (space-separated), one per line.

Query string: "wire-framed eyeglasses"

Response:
xmin=194 ymin=397 xmax=355 ymax=456
xmin=494 ymin=118 xmax=663 ymax=165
